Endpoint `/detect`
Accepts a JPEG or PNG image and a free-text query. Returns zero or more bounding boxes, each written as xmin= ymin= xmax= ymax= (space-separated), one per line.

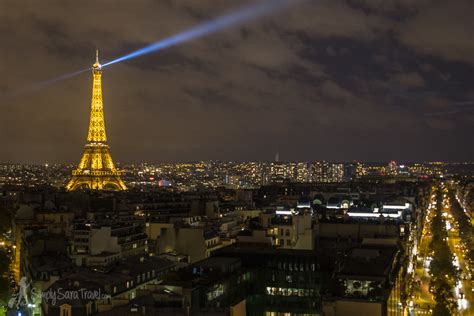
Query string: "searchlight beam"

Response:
xmin=7 ymin=0 xmax=300 ymax=97
xmin=103 ymin=0 xmax=298 ymax=67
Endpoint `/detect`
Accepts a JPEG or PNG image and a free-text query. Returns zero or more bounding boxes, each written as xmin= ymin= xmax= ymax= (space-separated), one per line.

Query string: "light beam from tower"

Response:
xmin=102 ymin=0 xmax=300 ymax=67
xmin=8 ymin=0 xmax=302 ymax=96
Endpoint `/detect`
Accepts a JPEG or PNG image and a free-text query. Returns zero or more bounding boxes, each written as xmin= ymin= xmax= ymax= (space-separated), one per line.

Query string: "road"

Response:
xmin=409 ymin=185 xmax=473 ymax=315
xmin=410 ymin=188 xmax=436 ymax=315
xmin=446 ymin=194 xmax=473 ymax=316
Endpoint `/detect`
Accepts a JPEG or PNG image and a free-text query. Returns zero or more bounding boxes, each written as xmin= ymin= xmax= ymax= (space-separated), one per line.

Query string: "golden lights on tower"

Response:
xmin=66 ymin=51 xmax=127 ymax=191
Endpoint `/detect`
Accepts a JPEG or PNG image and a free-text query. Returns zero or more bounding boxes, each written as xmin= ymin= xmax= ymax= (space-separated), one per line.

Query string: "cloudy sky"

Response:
xmin=1 ymin=0 xmax=473 ymax=163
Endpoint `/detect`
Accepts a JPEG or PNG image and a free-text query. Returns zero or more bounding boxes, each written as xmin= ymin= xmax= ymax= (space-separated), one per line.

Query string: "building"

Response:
xmin=322 ymin=245 xmax=403 ymax=316
xmin=66 ymin=51 xmax=126 ymax=191
xmin=70 ymin=221 xmax=148 ymax=267
xmin=310 ymin=162 xmax=344 ymax=183
xmin=157 ymin=225 xmax=224 ymax=263
xmin=260 ymin=208 xmax=317 ymax=250
xmin=42 ymin=255 xmax=176 ymax=316
xmin=213 ymin=243 xmax=321 ymax=315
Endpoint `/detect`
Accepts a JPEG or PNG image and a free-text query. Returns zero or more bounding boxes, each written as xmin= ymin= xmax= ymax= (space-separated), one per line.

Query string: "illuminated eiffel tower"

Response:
xmin=66 ymin=51 xmax=127 ymax=191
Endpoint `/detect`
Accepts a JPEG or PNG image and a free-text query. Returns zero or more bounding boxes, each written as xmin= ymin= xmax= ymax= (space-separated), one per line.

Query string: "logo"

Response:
xmin=42 ymin=285 xmax=110 ymax=306
xmin=8 ymin=277 xmax=38 ymax=310
xmin=8 ymin=277 xmax=110 ymax=310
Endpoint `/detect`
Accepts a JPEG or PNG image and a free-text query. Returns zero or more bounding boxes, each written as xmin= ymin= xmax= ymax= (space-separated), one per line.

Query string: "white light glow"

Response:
xmin=347 ymin=211 xmax=402 ymax=218
xmin=276 ymin=210 xmax=292 ymax=215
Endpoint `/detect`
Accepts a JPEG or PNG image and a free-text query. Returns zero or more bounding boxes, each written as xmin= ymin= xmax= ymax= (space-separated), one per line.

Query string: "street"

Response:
xmin=409 ymin=184 xmax=473 ymax=315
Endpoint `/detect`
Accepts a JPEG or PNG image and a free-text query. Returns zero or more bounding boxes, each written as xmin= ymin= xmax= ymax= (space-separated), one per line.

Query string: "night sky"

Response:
xmin=1 ymin=0 xmax=473 ymax=163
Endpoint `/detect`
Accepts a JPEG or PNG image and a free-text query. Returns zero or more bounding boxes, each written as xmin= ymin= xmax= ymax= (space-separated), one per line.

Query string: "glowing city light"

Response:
xmin=458 ymin=298 xmax=468 ymax=310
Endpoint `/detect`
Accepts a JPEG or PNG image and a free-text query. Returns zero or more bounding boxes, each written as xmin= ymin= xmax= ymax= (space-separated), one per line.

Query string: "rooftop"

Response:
xmin=335 ymin=246 xmax=399 ymax=279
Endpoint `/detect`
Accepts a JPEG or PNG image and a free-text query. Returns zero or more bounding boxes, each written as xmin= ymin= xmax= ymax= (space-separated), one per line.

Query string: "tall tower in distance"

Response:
xmin=66 ymin=51 xmax=127 ymax=191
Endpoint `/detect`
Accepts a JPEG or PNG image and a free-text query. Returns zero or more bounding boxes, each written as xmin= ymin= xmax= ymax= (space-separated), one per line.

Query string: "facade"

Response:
xmin=19 ymin=229 xmax=74 ymax=316
xmin=310 ymin=162 xmax=345 ymax=183
xmin=157 ymin=225 xmax=224 ymax=263
xmin=259 ymin=208 xmax=316 ymax=250
xmin=214 ymin=243 xmax=321 ymax=315
xmin=70 ymin=221 xmax=148 ymax=267
xmin=322 ymin=245 xmax=403 ymax=316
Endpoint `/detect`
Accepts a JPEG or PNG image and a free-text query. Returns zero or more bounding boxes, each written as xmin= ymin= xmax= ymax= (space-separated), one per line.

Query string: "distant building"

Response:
xmin=387 ymin=160 xmax=398 ymax=176
xmin=310 ymin=162 xmax=344 ymax=183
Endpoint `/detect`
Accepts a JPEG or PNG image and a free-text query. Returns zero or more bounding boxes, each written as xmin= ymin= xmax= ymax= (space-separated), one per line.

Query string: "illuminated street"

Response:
xmin=409 ymin=184 xmax=473 ymax=315
xmin=410 ymin=187 xmax=436 ymax=315
xmin=444 ymin=191 xmax=473 ymax=315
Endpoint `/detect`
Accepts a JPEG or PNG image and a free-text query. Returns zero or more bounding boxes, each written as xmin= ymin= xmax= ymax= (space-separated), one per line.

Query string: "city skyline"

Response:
xmin=1 ymin=2 xmax=473 ymax=315
xmin=1 ymin=0 xmax=473 ymax=163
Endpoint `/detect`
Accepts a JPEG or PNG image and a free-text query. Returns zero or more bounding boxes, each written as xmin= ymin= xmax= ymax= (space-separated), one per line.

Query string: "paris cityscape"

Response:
xmin=1 ymin=1 xmax=473 ymax=316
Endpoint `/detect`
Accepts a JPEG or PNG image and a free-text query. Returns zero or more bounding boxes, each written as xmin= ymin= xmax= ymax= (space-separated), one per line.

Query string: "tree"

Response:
xmin=432 ymin=303 xmax=450 ymax=316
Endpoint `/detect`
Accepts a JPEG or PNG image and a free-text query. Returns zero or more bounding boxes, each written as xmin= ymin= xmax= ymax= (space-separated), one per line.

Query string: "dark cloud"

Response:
xmin=0 ymin=0 xmax=473 ymax=163
xmin=398 ymin=0 xmax=474 ymax=65
xmin=389 ymin=72 xmax=425 ymax=88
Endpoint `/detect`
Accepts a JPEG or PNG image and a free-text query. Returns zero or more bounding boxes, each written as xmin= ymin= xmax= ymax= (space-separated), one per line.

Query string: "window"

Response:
xmin=86 ymin=302 xmax=92 ymax=316
xmin=286 ymin=239 xmax=291 ymax=246
xmin=60 ymin=304 xmax=71 ymax=316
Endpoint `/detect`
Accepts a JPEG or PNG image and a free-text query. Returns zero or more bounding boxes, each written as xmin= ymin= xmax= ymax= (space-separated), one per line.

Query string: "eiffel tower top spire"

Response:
xmin=87 ymin=50 xmax=107 ymax=142
xmin=93 ymin=49 xmax=101 ymax=69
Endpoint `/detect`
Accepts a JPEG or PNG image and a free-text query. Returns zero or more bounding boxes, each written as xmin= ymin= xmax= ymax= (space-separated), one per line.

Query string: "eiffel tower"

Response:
xmin=66 ymin=51 xmax=127 ymax=191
